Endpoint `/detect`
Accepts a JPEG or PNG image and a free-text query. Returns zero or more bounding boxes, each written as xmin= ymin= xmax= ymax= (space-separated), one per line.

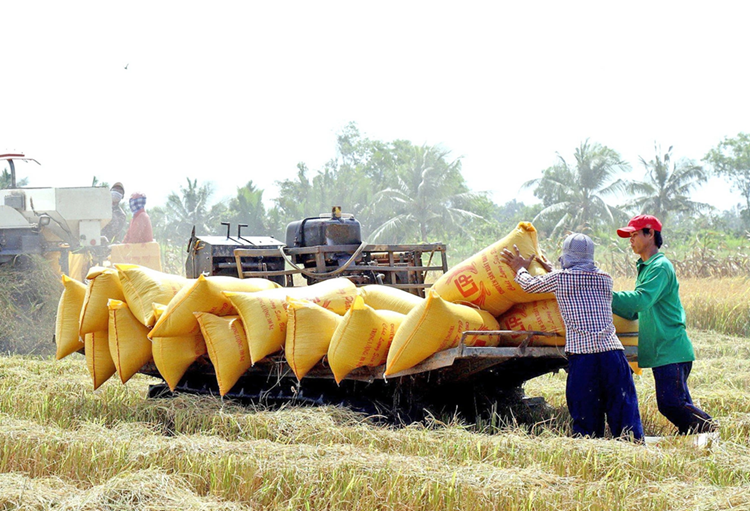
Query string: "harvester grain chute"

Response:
xmin=138 ymin=208 xmax=638 ymax=422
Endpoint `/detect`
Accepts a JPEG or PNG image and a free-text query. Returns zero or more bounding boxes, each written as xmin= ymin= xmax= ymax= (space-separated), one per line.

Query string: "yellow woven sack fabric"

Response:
xmin=107 ymin=299 xmax=153 ymax=384
xmin=116 ymin=264 xmax=187 ymax=327
xmin=328 ymin=295 xmax=405 ymax=383
xmin=497 ymin=301 xmax=642 ymax=371
xmin=152 ymin=303 xmax=167 ymax=321
xmin=288 ymin=277 xmax=357 ymax=315
xmin=68 ymin=252 xmax=91 ymax=282
xmin=85 ymin=330 xmax=116 ymax=390
xmin=358 ymin=285 xmax=424 ymax=315
xmin=152 ymin=332 xmax=207 ymax=391
xmin=79 ymin=267 xmax=126 ymax=336
xmin=613 ymin=314 xmax=641 ymax=374
xmin=385 ymin=289 xmax=500 ymax=376
xmin=195 ymin=313 xmax=250 ymax=396
xmin=496 ymin=299 xmax=566 ymax=346
xmin=149 ymin=274 xmax=279 ymax=338
xmin=225 ymin=287 xmax=289 ymax=364
xmin=431 ymin=222 xmax=554 ymax=316
xmin=284 ymin=297 xmax=342 ymax=380
xmin=151 ymin=301 xmax=208 ymax=390
xmin=55 ymin=274 xmax=87 ymax=360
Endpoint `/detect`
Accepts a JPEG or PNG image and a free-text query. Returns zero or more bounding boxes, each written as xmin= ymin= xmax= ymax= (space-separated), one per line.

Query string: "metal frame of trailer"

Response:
xmin=143 ymin=329 xmax=638 ymax=422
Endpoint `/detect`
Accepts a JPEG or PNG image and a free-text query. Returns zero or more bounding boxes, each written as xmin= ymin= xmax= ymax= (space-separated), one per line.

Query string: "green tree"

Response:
xmin=161 ymin=178 xmax=226 ymax=242
xmin=368 ymin=144 xmax=486 ymax=243
xmin=523 ymin=140 xmax=630 ymax=237
xmin=223 ymin=181 xmax=268 ymax=236
xmin=703 ymin=132 xmax=750 ymax=213
xmin=622 ymin=144 xmax=710 ymax=222
xmin=0 ymin=170 xmax=28 ymax=188
xmin=0 ymin=159 xmax=30 ymax=188
xmin=272 ymin=125 xmax=382 ymax=235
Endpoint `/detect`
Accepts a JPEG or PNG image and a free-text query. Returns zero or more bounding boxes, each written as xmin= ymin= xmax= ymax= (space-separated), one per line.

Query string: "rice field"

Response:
xmin=0 ymin=324 xmax=748 ymax=510
xmin=614 ymin=276 xmax=750 ymax=338
xmin=0 ymin=260 xmax=748 ymax=509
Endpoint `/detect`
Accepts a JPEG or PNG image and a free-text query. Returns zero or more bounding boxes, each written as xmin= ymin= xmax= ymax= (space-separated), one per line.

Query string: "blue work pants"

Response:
xmin=566 ymin=350 xmax=643 ymax=441
xmin=652 ymin=362 xmax=714 ymax=434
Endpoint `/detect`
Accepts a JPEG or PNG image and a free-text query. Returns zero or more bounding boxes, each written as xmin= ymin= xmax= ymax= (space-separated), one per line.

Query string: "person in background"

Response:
xmin=122 ymin=191 xmax=154 ymax=244
xmin=501 ymin=233 xmax=643 ymax=441
xmin=101 ymin=182 xmax=127 ymax=243
xmin=612 ymin=215 xmax=715 ymax=434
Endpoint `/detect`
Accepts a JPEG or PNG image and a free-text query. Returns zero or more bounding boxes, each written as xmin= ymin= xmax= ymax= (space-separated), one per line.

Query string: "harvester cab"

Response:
xmin=0 ymin=153 xmax=111 ymax=271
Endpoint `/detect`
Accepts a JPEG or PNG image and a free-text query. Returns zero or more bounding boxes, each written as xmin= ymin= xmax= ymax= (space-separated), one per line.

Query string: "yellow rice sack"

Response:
xmin=151 ymin=301 xmax=208 ymax=390
xmin=152 ymin=332 xmax=207 ymax=391
xmin=284 ymin=297 xmax=342 ymax=380
xmin=613 ymin=314 xmax=641 ymax=374
xmin=85 ymin=330 xmax=116 ymax=390
xmin=358 ymin=285 xmax=424 ymax=315
xmin=328 ymin=295 xmax=405 ymax=383
xmin=195 ymin=313 xmax=250 ymax=396
xmin=225 ymin=287 xmax=290 ymax=364
xmin=152 ymin=302 xmax=167 ymax=321
xmin=431 ymin=222 xmax=554 ymax=315
xmin=289 ymin=277 xmax=358 ymax=315
xmin=68 ymin=252 xmax=91 ymax=282
xmin=497 ymin=302 xmax=642 ymax=371
xmin=116 ymin=264 xmax=188 ymax=327
xmin=496 ymin=299 xmax=566 ymax=346
xmin=108 ymin=299 xmax=153 ymax=384
xmin=385 ymin=289 xmax=500 ymax=376
xmin=149 ymin=274 xmax=280 ymax=338
xmin=55 ymin=274 xmax=87 ymax=360
xmin=79 ymin=267 xmax=126 ymax=335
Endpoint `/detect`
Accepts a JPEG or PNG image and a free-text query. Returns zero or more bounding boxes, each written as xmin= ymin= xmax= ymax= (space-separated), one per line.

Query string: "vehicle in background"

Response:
xmin=0 ymin=153 xmax=111 ymax=274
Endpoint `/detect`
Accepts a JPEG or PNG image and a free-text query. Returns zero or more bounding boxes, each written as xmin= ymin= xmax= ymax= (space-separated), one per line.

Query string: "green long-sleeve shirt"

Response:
xmin=611 ymin=252 xmax=695 ymax=368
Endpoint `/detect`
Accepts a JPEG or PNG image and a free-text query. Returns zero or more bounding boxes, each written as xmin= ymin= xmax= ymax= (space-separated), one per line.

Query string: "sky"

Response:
xmin=2 ymin=1 xmax=749 ymax=216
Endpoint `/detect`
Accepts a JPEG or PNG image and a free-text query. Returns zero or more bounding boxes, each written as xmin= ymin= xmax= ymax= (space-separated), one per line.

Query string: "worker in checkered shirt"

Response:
xmin=501 ymin=233 xmax=643 ymax=441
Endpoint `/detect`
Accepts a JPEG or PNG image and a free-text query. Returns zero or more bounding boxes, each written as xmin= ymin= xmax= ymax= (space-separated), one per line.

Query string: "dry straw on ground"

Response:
xmin=0 ymin=326 xmax=748 ymax=510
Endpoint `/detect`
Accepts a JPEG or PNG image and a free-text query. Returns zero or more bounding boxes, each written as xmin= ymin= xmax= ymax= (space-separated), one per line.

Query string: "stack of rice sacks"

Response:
xmin=54 ymin=222 xmax=639 ymax=392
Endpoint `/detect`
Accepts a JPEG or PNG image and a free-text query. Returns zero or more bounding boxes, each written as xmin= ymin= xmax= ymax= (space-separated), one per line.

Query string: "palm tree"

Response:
xmin=224 ymin=180 xmax=268 ymax=235
xmin=622 ymin=144 xmax=710 ymax=222
xmin=164 ymin=178 xmax=225 ymax=240
xmin=368 ymin=144 xmax=485 ymax=243
xmin=523 ymin=140 xmax=630 ymax=236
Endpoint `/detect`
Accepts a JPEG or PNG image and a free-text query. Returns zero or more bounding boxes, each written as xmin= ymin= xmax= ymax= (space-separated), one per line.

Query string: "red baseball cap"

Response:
xmin=616 ymin=215 xmax=663 ymax=238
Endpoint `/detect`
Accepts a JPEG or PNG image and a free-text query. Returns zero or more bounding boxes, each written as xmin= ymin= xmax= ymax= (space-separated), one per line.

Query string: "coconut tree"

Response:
xmin=367 ymin=144 xmax=485 ymax=243
xmin=224 ymin=180 xmax=268 ymax=235
xmin=163 ymin=178 xmax=225 ymax=240
xmin=523 ymin=140 xmax=630 ymax=236
xmin=622 ymin=144 xmax=710 ymax=222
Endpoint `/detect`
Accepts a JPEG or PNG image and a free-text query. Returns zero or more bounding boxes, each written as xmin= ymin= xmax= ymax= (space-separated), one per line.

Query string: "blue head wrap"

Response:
xmin=559 ymin=233 xmax=597 ymax=272
xmin=129 ymin=193 xmax=147 ymax=213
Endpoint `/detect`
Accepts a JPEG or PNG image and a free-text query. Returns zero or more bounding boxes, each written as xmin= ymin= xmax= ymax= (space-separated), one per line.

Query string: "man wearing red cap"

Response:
xmin=612 ymin=215 xmax=715 ymax=434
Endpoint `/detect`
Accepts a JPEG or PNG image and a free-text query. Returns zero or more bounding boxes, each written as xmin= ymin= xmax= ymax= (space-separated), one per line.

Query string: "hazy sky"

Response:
xmin=2 ymin=1 xmax=748 ymax=215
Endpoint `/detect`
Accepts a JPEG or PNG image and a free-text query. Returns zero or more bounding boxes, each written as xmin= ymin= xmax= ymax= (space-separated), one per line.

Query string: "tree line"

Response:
xmin=5 ymin=123 xmax=746 ymax=260
xmin=142 ymin=123 xmax=749 ymax=261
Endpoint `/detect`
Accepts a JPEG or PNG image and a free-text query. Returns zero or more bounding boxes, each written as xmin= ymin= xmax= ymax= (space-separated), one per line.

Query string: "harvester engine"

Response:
xmin=185 ymin=223 xmax=286 ymax=285
xmin=285 ymin=208 xmax=377 ymax=285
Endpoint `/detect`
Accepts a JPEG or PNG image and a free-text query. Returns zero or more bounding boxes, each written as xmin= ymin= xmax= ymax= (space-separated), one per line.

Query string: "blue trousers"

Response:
xmin=652 ymin=362 xmax=715 ymax=434
xmin=566 ymin=350 xmax=643 ymax=440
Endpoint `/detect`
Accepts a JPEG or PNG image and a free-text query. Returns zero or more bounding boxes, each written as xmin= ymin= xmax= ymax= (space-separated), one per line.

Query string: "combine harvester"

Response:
xmin=0 ymin=153 xmax=163 ymax=277
xmin=0 ymin=153 xmax=111 ymax=273
xmin=136 ymin=208 xmax=638 ymax=422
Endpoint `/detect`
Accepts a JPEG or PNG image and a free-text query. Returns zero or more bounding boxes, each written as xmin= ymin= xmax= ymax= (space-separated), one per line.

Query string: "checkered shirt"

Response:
xmin=515 ymin=268 xmax=623 ymax=354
